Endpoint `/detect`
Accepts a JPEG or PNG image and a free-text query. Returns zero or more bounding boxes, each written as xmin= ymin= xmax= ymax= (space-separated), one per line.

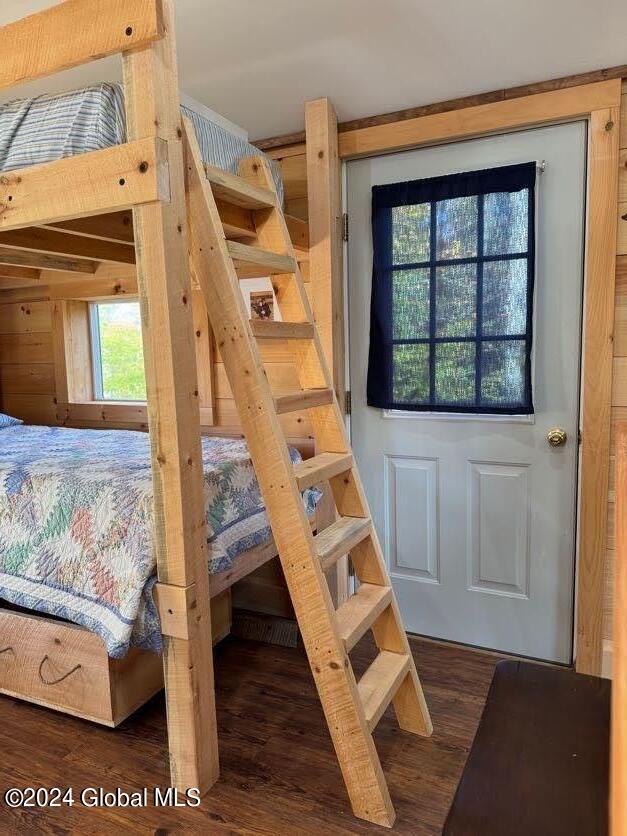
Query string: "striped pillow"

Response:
xmin=0 ymin=413 xmax=22 ymax=429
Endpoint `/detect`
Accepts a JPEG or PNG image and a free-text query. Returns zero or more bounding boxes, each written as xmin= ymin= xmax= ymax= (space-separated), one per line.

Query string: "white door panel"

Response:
xmin=348 ymin=122 xmax=586 ymax=663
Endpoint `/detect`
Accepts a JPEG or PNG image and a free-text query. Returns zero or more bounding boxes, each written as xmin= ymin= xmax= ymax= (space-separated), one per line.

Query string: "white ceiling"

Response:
xmin=1 ymin=0 xmax=626 ymax=141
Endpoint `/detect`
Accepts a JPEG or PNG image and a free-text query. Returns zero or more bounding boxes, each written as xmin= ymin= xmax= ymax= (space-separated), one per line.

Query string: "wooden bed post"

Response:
xmin=613 ymin=423 xmax=627 ymax=836
xmin=122 ymin=0 xmax=219 ymax=793
xmin=305 ymin=98 xmax=349 ymax=604
xmin=305 ymin=98 xmax=345 ymax=415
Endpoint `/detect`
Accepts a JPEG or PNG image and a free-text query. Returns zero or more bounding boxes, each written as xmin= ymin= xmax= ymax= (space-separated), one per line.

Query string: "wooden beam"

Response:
xmin=339 ymin=80 xmax=621 ymax=159
xmin=0 ymin=266 xmax=41 ymax=283
xmin=305 ymin=99 xmax=345 ymax=414
xmin=576 ymin=106 xmax=621 ymax=675
xmin=0 ymin=138 xmax=168 ymax=232
xmin=204 ymin=164 xmax=275 ymax=209
xmin=0 ymin=0 xmax=164 ymax=90
xmin=0 ymin=228 xmax=135 ymax=265
xmin=274 ymin=388 xmax=334 ymax=414
xmin=123 ymin=0 xmax=219 ymax=796
xmin=51 ymin=301 xmax=93 ymax=404
xmin=226 ymin=240 xmax=296 ymax=279
xmin=208 ymin=538 xmax=279 ymax=598
xmin=249 ymin=320 xmax=314 ymax=340
xmin=305 ymin=99 xmax=348 ymax=607
xmin=46 ymin=212 xmax=134 ymax=244
xmin=154 ymin=583 xmax=196 ymax=640
xmin=256 ymin=64 xmax=627 ymax=150
xmin=192 ymin=288 xmax=215 ymax=426
xmin=0 ymin=246 xmax=97 ymax=274
xmin=358 ymin=651 xmax=411 ymax=733
xmin=47 ymin=274 xmax=138 ymax=300
xmin=613 ymin=423 xmax=627 ymax=836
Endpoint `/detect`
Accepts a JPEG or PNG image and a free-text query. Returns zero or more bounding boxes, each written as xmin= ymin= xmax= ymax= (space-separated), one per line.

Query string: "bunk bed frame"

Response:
xmin=0 ymin=1 xmax=432 ymax=827
xmin=0 ymin=0 xmax=311 ymax=742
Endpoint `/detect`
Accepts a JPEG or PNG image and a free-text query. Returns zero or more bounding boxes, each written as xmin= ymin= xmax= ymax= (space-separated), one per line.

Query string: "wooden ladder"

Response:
xmin=183 ymin=120 xmax=433 ymax=828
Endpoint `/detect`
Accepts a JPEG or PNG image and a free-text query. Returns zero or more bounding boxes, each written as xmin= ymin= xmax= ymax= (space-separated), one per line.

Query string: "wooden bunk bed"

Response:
xmin=0 ymin=1 xmax=432 ymax=827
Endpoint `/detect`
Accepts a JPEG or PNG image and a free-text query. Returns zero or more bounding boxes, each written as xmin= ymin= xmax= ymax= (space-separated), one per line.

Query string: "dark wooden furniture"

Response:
xmin=444 ymin=660 xmax=610 ymax=836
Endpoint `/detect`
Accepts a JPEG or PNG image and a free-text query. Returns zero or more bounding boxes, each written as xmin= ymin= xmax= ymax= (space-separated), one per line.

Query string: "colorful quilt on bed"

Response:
xmin=0 ymin=426 xmax=318 ymax=657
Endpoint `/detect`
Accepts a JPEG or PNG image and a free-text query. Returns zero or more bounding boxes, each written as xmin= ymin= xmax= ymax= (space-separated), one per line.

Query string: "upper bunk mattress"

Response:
xmin=0 ymin=82 xmax=284 ymax=202
xmin=0 ymin=425 xmax=317 ymax=657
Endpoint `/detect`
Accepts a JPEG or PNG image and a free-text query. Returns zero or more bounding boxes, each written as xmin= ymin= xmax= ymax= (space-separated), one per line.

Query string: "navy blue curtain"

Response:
xmin=367 ymin=162 xmax=536 ymax=414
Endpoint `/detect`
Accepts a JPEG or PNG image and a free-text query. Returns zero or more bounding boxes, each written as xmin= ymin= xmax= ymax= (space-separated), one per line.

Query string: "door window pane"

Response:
xmin=482 ymin=259 xmax=527 ymax=336
xmin=392 ymin=203 xmax=430 ymax=264
xmin=435 ymin=342 xmax=476 ymax=406
xmin=393 ymin=268 xmax=430 ymax=340
xmin=435 ymin=263 xmax=476 ymax=338
xmin=393 ymin=344 xmax=430 ymax=404
xmin=436 ymin=196 xmax=477 ymax=260
xmin=480 ymin=340 xmax=527 ymax=407
xmin=484 ymin=190 xmax=528 ymax=255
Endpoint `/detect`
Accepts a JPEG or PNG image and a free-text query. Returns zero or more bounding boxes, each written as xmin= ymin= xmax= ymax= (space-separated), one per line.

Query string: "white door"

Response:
xmin=347 ymin=122 xmax=586 ymax=663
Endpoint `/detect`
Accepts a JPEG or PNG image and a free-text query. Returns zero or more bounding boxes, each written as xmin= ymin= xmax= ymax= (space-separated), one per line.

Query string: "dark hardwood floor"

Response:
xmin=0 ymin=635 xmax=505 ymax=834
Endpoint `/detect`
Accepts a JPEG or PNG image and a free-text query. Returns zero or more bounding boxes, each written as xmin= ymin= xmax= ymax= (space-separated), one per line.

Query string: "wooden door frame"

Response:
xmin=310 ymin=80 xmax=620 ymax=675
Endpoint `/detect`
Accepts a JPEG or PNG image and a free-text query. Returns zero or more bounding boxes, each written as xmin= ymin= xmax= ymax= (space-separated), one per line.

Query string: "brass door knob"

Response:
xmin=547 ymin=428 xmax=567 ymax=447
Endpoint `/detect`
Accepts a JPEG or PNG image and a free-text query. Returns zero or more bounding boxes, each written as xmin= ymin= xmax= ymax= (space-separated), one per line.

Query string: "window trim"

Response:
xmin=382 ymin=409 xmax=534 ymax=424
xmin=88 ymin=302 xmax=104 ymax=400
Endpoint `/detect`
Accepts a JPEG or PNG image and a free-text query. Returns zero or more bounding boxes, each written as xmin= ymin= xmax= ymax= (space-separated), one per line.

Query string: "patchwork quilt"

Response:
xmin=0 ymin=426 xmax=319 ymax=657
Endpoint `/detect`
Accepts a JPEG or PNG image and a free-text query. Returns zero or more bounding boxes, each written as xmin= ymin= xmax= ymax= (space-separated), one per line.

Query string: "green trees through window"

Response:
xmin=91 ymin=301 xmax=147 ymax=401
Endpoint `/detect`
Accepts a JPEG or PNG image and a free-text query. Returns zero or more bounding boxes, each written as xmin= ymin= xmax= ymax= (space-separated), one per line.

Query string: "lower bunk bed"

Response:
xmin=0 ymin=420 xmax=319 ymax=726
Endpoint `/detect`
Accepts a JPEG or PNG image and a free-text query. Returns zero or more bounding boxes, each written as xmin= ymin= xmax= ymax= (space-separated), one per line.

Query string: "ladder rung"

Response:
xmin=205 ymin=164 xmax=276 ymax=210
xmin=274 ymin=388 xmax=333 ymax=415
xmin=227 ymin=240 xmax=297 ymax=279
xmin=358 ymin=651 xmax=411 ymax=732
xmin=250 ymin=320 xmax=314 ymax=340
xmin=216 ymin=199 xmax=257 ymax=240
xmin=314 ymin=515 xmax=371 ymax=571
xmin=294 ymin=452 xmax=354 ymax=491
xmin=336 ymin=584 xmax=393 ymax=651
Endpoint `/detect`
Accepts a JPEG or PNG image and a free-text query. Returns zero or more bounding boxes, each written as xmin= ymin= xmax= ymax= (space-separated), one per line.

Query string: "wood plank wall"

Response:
xmin=605 ymin=80 xmax=627 ymax=666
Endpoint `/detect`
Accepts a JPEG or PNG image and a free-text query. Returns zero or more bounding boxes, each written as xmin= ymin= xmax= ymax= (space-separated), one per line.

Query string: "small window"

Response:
xmin=90 ymin=301 xmax=147 ymax=401
xmin=367 ymin=162 xmax=536 ymax=414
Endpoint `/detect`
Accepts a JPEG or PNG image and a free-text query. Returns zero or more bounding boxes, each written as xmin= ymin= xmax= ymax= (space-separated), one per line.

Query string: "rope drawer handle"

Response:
xmin=38 ymin=655 xmax=82 ymax=686
xmin=0 ymin=646 xmax=13 ymax=656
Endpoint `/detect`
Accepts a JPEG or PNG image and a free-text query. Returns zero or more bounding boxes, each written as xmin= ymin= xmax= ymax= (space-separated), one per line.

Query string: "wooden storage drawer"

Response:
xmin=0 ymin=588 xmax=232 ymax=726
xmin=0 ymin=607 xmax=164 ymax=726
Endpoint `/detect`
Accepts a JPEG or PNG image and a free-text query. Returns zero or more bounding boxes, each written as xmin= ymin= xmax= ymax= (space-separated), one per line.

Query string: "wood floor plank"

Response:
xmin=0 ymin=635 xmax=505 ymax=834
